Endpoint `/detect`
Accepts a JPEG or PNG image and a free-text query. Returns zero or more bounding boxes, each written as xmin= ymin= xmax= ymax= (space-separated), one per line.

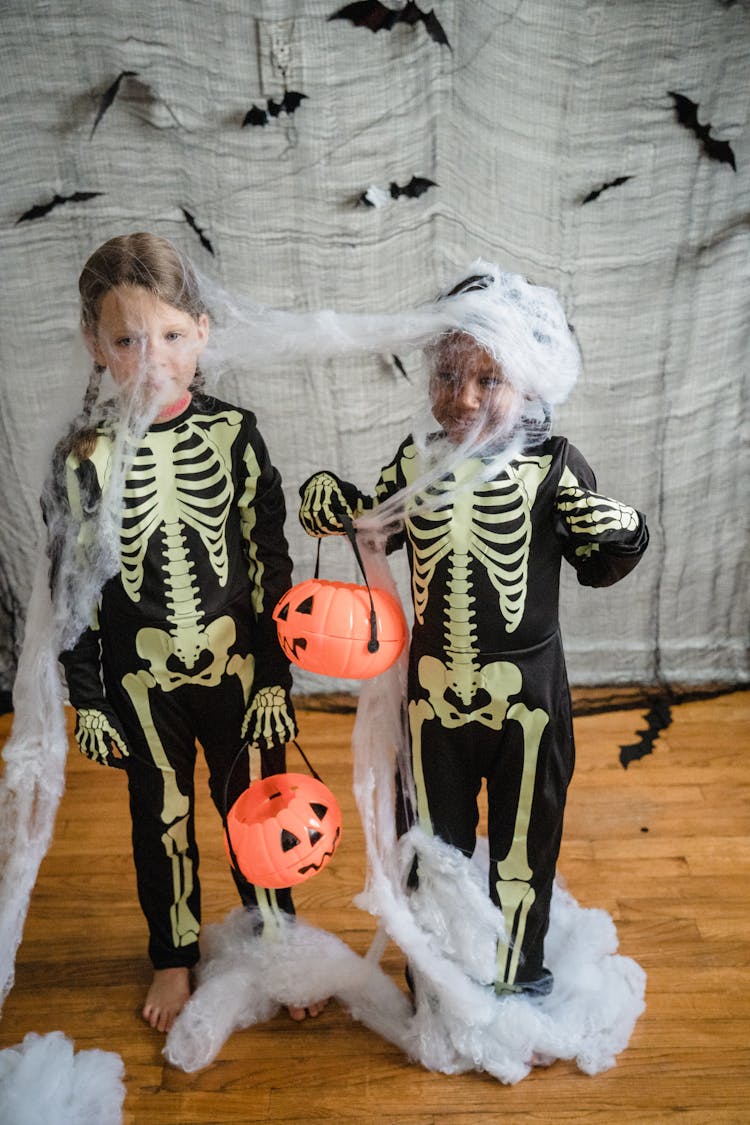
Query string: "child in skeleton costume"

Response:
xmin=45 ymin=233 xmax=323 ymax=1032
xmin=299 ymin=264 xmax=649 ymax=997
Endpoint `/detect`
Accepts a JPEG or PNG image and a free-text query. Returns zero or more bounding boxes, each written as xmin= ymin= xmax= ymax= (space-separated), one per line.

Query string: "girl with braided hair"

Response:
xmin=46 ymin=232 xmax=325 ymax=1030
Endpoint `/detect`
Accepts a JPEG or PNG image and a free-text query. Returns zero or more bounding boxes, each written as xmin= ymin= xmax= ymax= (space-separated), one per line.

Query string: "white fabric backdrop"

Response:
xmin=0 ymin=0 xmax=748 ymax=692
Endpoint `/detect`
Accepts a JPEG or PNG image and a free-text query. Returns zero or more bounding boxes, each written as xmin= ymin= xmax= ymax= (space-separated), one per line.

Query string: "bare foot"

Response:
xmin=287 ymin=998 xmax=329 ymax=1021
xmin=529 ymin=1051 xmax=553 ymax=1068
xmin=142 ymin=967 xmax=191 ymax=1033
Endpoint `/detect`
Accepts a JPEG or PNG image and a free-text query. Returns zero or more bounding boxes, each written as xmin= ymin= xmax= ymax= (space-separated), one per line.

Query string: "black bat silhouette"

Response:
xmin=242 ymin=90 xmax=308 ymax=127
xmin=181 ymin=208 xmax=215 ymax=255
xmin=358 ymin=176 xmax=437 ymax=206
xmin=16 ymin=191 xmax=104 ymax=224
xmin=243 ymin=105 xmax=269 ymax=127
xmin=391 ymin=354 xmax=409 ymax=380
xmin=269 ymin=90 xmax=307 ymax=117
xmin=581 ymin=175 xmax=633 ymax=204
xmin=329 ymin=1 xmax=451 ymax=48
xmin=668 ymin=91 xmax=736 ymax=170
xmin=619 ymin=697 xmax=673 ymax=769
xmin=90 ymin=70 xmax=138 ymax=139
xmin=391 ymin=175 xmax=437 ymax=199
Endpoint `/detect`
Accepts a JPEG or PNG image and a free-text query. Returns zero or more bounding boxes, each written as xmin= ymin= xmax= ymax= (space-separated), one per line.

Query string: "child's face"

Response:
xmin=86 ymin=285 xmax=208 ymax=411
xmin=429 ymin=333 xmax=522 ymax=444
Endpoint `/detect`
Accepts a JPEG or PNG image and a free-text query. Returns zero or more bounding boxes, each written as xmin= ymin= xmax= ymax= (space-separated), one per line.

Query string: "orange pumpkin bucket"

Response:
xmin=273 ymin=512 xmax=407 ymax=679
xmin=224 ymin=769 xmax=342 ymax=889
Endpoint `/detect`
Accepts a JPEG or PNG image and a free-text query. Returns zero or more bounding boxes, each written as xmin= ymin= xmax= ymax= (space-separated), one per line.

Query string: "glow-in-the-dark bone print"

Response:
xmin=406 ymin=456 xmax=552 ymax=987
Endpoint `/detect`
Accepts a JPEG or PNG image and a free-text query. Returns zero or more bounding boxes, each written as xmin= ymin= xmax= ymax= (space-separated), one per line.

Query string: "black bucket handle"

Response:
xmin=314 ymin=509 xmax=379 ymax=654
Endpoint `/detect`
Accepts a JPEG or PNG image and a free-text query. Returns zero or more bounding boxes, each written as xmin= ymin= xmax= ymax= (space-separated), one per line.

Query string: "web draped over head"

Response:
xmin=432 ymin=260 xmax=580 ymax=405
xmin=206 ymin=256 xmax=580 ymax=407
xmin=352 ymin=259 xmax=581 ymax=529
xmin=0 ymin=250 xmax=600 ymax=1074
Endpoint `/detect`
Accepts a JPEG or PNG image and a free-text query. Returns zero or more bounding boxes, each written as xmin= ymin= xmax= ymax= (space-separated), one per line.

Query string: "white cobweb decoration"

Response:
xmin=0 ymin=378 xmax=160 ymax=1012
xmin=0 ymin=560 xmax=69 ymax=1012
xmin=1 ymin=251 xmax=642 ymax=1085
xmin=0 ymin=1031 xmax=125 ymax=1125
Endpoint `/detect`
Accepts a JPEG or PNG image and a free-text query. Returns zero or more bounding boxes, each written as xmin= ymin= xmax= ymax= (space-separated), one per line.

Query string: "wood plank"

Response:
xmin=0 ymin=690 xmax=748 ymax=1124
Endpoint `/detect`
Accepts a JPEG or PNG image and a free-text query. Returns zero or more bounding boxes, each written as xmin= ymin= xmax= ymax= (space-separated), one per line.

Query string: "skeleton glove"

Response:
xmin=74 ymin=706 xmax=130 ymax=769
xmin=556 ymin=486 xmax=640 ymax=542
xmin=242 ymin=685 xmax=298 ymax=751
xmin=299 ymin=471 xmax=370 ymax=537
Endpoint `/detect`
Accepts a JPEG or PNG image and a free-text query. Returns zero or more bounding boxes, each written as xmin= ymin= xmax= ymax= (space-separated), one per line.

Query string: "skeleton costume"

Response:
xmin=51 ymin=392 xmax=297 ymax=970
xmin=299 ymin=263 xmax=648 ymax=995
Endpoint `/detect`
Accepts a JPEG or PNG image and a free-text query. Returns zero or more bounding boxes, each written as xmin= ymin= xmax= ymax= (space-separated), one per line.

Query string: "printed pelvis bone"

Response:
xmin=119 ymin=416 xmax=255 ymax=946
xmin=406 ymin=456 xmax=550 ymax=987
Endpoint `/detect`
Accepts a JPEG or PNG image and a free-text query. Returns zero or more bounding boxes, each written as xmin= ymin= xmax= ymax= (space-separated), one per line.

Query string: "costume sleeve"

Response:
xmin=43 ymin=449 xmax=103 ymax=705
xmin=371 ymin=439 xmax=414 ymax=554
xmin=44 ymin=449 xmax=129 ymax=766
xmin=373 ymin=438 xmax=412 ymax=505
xmin=238 ymin=421 xmax=294 ymax=692
xmin=59 ymin=622 xmax=104 ymax=709
xmin=555 ymin=442 xmax=649 ymax=588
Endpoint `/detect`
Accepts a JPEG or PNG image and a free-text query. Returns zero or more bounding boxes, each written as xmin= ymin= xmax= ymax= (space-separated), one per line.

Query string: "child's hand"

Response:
xmin=298 ymin=471 xmax=366 ymax=537
xmin=73 ymin=706 xmax=129 ymax=768
xmin=242 ymin=686 xmax=298 ymax=751
xmin=556 ymin=486 xmax=640 ymax=541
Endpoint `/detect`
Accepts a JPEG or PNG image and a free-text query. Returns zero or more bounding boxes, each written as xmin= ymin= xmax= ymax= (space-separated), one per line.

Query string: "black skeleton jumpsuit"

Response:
xmin=305 ymin=433 xmax=648 ymax=992
xmin=54 ymin=394 xmax=296 ymax=970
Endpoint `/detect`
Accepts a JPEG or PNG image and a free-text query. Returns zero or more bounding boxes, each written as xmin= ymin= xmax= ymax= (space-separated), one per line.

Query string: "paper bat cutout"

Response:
xmin=391 ymin=354 xmax=409 ymax=380
xmin=360 ymin=176 xmax=437 ymax=206
xmin=581 ymin=176 xmax=633 ymax=204
xmin=16 ymin=191 xmax=104 ymax=224
xmin=90 ymin=70 xmax=139 ymax=139
xmin=181 ymin=208 xmax=215 ymax=255
xmin=242 ymin=91 xmax=308 ymax=127
xmin=619 ymin=697 xmax=672 ymax=768
xmin=329 ymin=1 xmax=451 ymax=49
xmin=391 ymin=175 xmax=436 ymax=199
xmin=668 ymin=91 xmax=736 ymax=170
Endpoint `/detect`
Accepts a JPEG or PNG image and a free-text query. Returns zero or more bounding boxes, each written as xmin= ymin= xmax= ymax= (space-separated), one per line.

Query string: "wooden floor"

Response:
xmin=0 ymin=689 xmax=748 ymax=1124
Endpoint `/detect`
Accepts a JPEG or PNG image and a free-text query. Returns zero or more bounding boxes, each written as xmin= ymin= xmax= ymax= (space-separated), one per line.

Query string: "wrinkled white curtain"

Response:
xmin=1 ymin=0 xmax=748 ymax=691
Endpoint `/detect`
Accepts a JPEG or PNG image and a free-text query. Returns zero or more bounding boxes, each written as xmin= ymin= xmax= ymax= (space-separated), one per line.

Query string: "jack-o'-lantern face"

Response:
xmin=273 ymin=578 xmax=407 ymax=679
xmin=225 ymin=772 xmax=342 ymax=889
